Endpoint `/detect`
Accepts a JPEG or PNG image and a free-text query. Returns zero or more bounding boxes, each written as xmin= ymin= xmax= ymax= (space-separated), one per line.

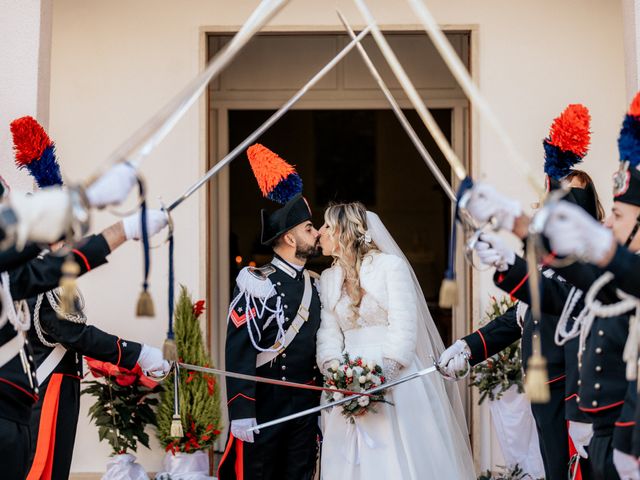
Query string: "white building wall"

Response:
xmin=42 ymin=0 xmax=626 ymax=474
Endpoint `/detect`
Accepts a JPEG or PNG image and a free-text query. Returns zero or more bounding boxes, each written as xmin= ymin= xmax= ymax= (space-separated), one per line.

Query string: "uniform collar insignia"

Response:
xmin=271 ymin=256 xmax=301 ymax=279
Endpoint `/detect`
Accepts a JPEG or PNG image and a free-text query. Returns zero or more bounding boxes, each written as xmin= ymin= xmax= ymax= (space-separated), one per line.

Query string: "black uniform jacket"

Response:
xmin=495 ymin=254 xmax=634 ymax=448
xmin=225 ymin=255 xmax=322 ymax=422
xmin=0 ymin=234 xmax=113 ymax=424
xmin=26 ymin=293 xmax=141 ymax=381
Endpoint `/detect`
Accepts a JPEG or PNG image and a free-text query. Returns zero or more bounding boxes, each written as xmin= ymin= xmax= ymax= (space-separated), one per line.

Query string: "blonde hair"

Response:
xmin=324 ymin=202 xmax=378 ymax=319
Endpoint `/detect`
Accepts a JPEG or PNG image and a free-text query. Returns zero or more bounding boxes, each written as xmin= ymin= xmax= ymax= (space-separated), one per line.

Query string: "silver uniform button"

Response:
xmin=277 ymin=282 xmax=282 ymax=286
xmin=28 ymin=356 xmax=33 ymax=362
xmin=592 ymin=400 xmax=598 ymax=407
xmin=35 ymin=387 xmax=39 ymax=394
xmin=282 ymin=353 xmax=287 ymax=359
xmin=282 ymin=365 xmax=286 ymax=370
xmin=598 ymin=330 xmax=604 ymax=337
xmin=595 ymin=365 xmax=602 ymax=372
xmin=595 ymin=347 xmax=602 ymax=354
xmin=281 ymin=376 xmax=286 ymax=381
xmin=284 ymin=305 xmax=288 ymax=309
xmin=577 ymin=380 xmax=581 ymax=386
xmin=280 ymin=293 xmax=285 ymax=297
xmin=576 ymin=396 xmax=580 ymax=402
xmin=595 ymin=383 xmax=601 ymax=390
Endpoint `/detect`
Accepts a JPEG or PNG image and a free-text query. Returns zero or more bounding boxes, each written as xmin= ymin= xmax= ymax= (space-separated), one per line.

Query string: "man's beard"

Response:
xmin=295 ymin=240 xmax=321 ymax=260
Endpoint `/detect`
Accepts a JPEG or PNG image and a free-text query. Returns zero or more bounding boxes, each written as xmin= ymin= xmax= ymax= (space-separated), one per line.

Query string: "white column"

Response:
xmin=0 ymin=0 xmax=53 ymax=190
xmin=623 ymin=0 xmax=640 ymax=101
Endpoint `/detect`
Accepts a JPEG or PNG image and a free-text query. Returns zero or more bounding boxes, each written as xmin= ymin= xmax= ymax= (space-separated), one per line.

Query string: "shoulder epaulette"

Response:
xmin=235 ymin=266 xmax=276 ymax=299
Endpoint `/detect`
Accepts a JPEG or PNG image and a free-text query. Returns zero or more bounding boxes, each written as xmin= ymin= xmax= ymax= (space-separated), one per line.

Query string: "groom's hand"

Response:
xmin=231 ymin=418 xmax=259 ymax=443
xmin=438 ymin=340 xmax=471 ymax=379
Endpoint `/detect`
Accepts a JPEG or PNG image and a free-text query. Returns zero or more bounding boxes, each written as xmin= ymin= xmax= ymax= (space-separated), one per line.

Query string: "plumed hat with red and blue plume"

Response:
xmin=614 ymin=91 xmax=640 ymax=207
xmin=10 ymin=116 xmax=63 ymax=188
xmin=543 ymin=104 xmax=591 ymax=185
xmin=246 ymin=144 xmax=311 ymax=245
xmin=247 ymin=143 xmax=303 ymax=204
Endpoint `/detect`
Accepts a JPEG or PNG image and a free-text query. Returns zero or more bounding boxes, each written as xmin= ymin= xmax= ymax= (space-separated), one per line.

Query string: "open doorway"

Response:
xmin=228 ymin=108 xmax=453 ymax=341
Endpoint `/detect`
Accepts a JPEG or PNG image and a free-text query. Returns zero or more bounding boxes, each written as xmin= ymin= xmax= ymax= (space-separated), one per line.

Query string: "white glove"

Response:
xmin=544 ymin=201 xmax=613 ymax=264
xmin=86 ymin=163 xmax=138 ymax=208
xmin=438 ymin=340 xmax=471 ymax=379
xmin=9 ymin=188 xmax=71 ymax=249
xmin=464 ymin=183 xmax=522 ymax=231
xmin=613 ymin=449 xmax=640 ymax=480
xmin=231 ymin=418 xmax=259 ymax=443
xmin=568 ymin=421 xmax=593 ymax=459
xmin=137 ymin=344 xmax=170 ymax=376
xmin=382 ymin=358 xmax=402 ymax=381
xmin=123 ymin=209 xmax=168 ymax=240
xmin=475 ymin=232 xmax=516 ymax=272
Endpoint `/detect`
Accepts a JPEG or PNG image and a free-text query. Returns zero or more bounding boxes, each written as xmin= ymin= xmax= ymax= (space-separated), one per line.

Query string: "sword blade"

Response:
xmin=337 ymin=11 xmax=455 ymax=203
xmin=353 ymin=0 xmax=466 ymax=182
xmin=406 ymin=0 xmax=542 ymax=196
xmin=248 ymin=365 xmax=438 ymax=432
xmin=167 ymin=25 xmax=372 ymax=211
xmin=91 ymin=0 xmax=287 ymax=182
xmin=178 ymin=362 xmax=374 ymax=398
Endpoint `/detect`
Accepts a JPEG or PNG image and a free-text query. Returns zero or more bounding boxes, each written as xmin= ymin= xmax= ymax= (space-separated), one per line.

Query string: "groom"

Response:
xmin=218 ymin=146 xmax=323 ymax=480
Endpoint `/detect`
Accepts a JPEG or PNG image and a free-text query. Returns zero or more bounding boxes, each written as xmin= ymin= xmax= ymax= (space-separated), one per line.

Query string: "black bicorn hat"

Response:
xmin=260 ymin=194 xmax=312 ymax=245
xmin=246 ymin=143 xmax=311 ymax=245
xmin=614 ymin=92 xmax=640 ymax=208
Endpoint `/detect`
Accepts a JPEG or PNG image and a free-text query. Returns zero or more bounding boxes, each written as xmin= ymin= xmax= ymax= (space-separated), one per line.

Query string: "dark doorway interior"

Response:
xmin=228 ymin=108 xmax=453 ymax=342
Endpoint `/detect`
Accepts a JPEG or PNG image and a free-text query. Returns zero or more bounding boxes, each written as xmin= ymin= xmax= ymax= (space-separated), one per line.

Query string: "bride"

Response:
xmin=316 ymin=202 xmax=475 ymax=479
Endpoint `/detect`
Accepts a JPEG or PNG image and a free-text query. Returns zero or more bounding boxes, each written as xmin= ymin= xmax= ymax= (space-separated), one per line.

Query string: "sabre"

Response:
xmin=178 ymin=362 xmax=374 ymax=398
xmin=353 ymin=0 xmax=466 ymax=182
xmin=337 ymin=11 xmax=455 ymax=203
xmin=166 ymin=25 xmax=373 ymax=212
xmin=406 ymin=0 xmax=543 ymax=197
xmin=247 ymin=365 xmax=439 ymax=432
xmin=86 ymin=0 xmax=288 ymax=184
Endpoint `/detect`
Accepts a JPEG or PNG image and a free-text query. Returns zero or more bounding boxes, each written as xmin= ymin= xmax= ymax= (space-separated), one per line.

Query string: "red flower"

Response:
xmin=193 ymin=300 xmax=206 ymax=317
xmin=85 ymin=358 xmax=158 ymax=389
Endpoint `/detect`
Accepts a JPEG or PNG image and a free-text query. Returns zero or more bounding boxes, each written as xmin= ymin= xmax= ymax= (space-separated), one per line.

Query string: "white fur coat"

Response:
xmin=315 ymin=252 xmax=418 ymax=369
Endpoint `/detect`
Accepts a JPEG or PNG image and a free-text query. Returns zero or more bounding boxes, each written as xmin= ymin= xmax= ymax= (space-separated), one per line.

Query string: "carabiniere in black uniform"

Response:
xmin=0 ymin=234 xmax=117 ymax=480
xmin=218 ymin=194 xmax=322 ymax=480
xmin=24 ymin=235 xmax=141 ymax=480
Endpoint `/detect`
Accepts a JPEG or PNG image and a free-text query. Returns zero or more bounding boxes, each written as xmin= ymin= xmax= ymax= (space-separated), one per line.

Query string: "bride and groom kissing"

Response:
xmin=217 ymin=144 xmax=474 ymax=480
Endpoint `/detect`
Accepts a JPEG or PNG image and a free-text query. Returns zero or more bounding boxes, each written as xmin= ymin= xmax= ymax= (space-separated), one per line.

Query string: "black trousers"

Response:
xmin=218 ymin=413 xmax=319 ymax=480
xmin=589 ymin=427 xmax=620 ymax=480
xmin=530 ymin=380 xmax=570 ymax=480
xmin=28 ymin=374 xmax=80 ymax=480
xmin=0 ymin=417 xmax=32 ymax=480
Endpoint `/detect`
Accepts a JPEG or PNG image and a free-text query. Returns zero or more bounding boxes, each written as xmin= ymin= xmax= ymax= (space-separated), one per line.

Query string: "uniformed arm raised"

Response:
xmin=381 ymin=254 xmax=417 ymax=367
xmin=604 ymin=244 xmax=640 ymax=299
xmin=494 ymin=255 xmax=583 ymax=315
xmin=0 ymin=244 xmax=42 ymax=271
xmin=8 ymin=234 xmax=111 ymax=300
xmin=463 ymin=306 xmax=521 ymax=366
xmin=316 ymin=269 xmax=344 ymax=370
xmin=35 ymin=297 xmax=141 ymax=369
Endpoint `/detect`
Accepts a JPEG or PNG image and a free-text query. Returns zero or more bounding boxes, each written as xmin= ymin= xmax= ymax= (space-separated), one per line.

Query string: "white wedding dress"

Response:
xmin=317 ymin=243 xmax=475 ymax=479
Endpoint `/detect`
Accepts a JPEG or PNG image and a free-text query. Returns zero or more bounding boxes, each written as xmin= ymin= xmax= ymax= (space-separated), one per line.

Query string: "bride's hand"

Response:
xmin=382 ymin=358 xmax=402 ymax=382
xmin=321 ymin=359 xmax=340 ymax=377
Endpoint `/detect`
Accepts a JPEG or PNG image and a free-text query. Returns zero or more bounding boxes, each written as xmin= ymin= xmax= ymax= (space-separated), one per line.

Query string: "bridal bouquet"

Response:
xmin=323 ymin=354 xmax=391 ymax=422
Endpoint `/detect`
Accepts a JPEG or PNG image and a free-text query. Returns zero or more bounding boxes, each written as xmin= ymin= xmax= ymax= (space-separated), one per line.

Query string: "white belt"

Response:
xmin=0 ymin=333 xmax=25 ymax=369
xmin=36 ymin=344 xmax=67 ymax=385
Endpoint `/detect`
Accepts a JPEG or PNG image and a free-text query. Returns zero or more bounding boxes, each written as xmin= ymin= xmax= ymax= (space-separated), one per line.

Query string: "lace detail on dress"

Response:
xmin=334 ymin=289 xmax=388 ymax=332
